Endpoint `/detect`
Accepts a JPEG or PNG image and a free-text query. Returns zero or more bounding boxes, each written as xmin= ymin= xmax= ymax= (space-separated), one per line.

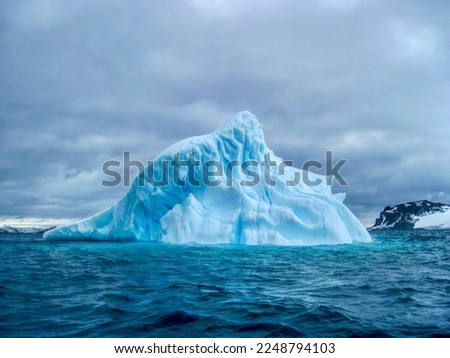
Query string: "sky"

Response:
xmin=1 ymin=0 xmax=450 ymax=227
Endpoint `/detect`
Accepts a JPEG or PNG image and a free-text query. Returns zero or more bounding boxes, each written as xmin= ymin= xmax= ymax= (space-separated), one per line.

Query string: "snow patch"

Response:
xmin=414 ymin=208 xmax=450 ymax=229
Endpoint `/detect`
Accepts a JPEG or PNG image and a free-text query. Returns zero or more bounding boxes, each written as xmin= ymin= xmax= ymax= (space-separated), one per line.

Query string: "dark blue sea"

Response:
xmin=0 ymin=230 xmax=449 ymax=337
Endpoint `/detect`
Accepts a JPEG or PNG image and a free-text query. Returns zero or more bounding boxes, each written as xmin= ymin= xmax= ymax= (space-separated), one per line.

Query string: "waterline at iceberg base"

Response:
xmin=44 ymin=111 xmax=371 ymax=245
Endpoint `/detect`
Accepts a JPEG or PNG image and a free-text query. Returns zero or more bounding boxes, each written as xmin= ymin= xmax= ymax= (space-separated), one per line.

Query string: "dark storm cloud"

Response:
xmin=1 ymin=0 xmax=450 ymax=226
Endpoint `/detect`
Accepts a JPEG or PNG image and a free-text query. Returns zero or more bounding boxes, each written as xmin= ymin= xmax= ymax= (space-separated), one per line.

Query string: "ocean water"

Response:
xmin=0 ymin=230 xmax=449 ymax=338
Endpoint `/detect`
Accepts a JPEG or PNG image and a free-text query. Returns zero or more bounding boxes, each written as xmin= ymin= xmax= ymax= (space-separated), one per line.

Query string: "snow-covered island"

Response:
xmin=371 ymin=200 xmax=450 ymax=230
xmin=44 ymin=111 xmax=371 ymax=245
xmin=0 ymin=225 xmax=55 ymax=234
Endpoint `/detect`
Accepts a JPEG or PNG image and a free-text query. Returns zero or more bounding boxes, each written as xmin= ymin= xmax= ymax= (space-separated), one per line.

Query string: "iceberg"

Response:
xmin=44 ymin=111 xmax=371 ymax=245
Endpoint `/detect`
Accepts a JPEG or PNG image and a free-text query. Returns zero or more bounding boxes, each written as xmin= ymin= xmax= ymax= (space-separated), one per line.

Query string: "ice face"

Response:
xmin=44 ymin=111 xmax=371 ymax=245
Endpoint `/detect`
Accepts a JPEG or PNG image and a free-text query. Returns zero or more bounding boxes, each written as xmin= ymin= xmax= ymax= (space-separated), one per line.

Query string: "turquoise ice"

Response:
xmin=44 ymin=111 xmax=371 ymax=245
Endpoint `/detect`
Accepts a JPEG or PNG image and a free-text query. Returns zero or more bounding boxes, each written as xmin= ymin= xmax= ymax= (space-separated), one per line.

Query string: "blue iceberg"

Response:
xmin=44 ymin=111 xmax=371 ymax=245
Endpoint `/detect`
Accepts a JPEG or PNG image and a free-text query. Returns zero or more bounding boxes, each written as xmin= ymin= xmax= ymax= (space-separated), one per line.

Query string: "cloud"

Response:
xmin=1 ymin=0 xmax=450 ymax=227
xmin=316 ymin=0 xmax=365 ymax=12
xmin=390 ymin=19 xmax=442 ymax=60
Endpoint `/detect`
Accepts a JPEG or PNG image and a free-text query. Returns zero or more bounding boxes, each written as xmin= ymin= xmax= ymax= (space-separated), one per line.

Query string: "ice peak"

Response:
xmin=233 ymin=110 xmax=259 ymax=124
xmin=214 ymin=111 xmax=264 ymax=144
xmin=215 ymin=111 xmax=261 ymax=132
